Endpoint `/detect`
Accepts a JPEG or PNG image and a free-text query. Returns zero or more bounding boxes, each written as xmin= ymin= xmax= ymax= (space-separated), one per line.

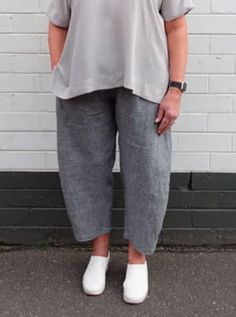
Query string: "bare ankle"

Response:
xmin=128 ymin=241 xmax=146 ymax=264
xmin=128 ymin=255 xmax=146 ymax=264
xmin=92 ymin=233 xmax=110 ymax=257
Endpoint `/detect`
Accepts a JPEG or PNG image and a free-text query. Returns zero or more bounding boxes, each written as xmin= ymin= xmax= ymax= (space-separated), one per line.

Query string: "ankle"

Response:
xmin=128 ymin=241 xmax=146 ymax=264
xmin=128 ymin=255 xmax=146 ymax=264
xmin=128 ymin=251 xmax=146 ymax=264
xmin=92 ymin=233 xmax=110 ymax=257
xmin=92 ymin=249 xmax=109 ymax=257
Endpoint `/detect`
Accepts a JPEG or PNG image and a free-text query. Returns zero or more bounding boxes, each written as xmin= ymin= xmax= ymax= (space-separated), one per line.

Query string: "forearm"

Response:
xmin=165 ymin=19 xmax=188 ymax=92
xmin=48 ymin=22 xmax=68 ymax=70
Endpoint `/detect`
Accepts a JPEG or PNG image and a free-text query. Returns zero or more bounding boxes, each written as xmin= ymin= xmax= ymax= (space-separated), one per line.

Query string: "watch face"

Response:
xmin=169 ymin=81 xmax=187 ymax=92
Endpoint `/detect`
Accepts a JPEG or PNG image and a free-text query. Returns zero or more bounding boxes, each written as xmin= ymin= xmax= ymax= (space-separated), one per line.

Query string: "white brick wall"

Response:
xmin=0 ymin=0 xmax=236 ymax=172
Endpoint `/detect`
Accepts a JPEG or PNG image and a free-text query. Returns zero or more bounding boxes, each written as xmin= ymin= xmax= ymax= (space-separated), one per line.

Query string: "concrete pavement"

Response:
xmin=0 ymin=246 xmax=235 ymax=317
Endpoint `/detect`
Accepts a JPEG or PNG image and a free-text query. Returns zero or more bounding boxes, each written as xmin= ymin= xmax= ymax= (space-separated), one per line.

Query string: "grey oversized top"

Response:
xmin=47 ymin=0 xmax=194 ymax=103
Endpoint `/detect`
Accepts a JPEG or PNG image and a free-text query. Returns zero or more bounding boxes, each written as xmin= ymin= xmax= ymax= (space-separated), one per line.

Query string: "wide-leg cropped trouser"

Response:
xmin=56 ymin=86 xmax=172 ymax=255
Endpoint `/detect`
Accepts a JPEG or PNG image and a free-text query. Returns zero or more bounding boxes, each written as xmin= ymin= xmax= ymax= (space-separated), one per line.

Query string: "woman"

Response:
xmin=47 ymin=0 xmax=194 ymax=304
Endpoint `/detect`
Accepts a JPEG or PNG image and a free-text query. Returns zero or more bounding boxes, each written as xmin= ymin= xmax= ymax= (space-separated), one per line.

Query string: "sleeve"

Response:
xmin=160 ymin=0 xmax=194 ymax=22
xmin=46 ymin=0 xmax=71 ymax=28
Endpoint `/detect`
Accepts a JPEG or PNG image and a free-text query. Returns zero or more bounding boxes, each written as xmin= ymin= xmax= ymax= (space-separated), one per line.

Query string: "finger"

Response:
xmin=160 ymin=124 xmax=172 ymax=135
xmin=157 ymin=118 xmax=169 ymax=134
xmin=158 ymin=115 xmax=175 ymax=134
xmin=155 ymin=107 xmax=164 ymax=123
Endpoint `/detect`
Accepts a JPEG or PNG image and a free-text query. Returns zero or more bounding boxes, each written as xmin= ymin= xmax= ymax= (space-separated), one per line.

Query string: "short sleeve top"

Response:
xmin=47 ymin=0 xmax=194 ymax=103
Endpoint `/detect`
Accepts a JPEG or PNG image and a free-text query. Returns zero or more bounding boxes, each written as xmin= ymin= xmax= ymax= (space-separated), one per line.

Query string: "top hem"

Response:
xmin=50 ymin=79 xmax=169 ymax=104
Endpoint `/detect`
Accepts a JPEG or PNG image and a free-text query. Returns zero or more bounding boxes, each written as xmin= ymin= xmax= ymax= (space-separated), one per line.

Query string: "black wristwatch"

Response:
xmin=168 ymin=80 xmax=187 ymax=93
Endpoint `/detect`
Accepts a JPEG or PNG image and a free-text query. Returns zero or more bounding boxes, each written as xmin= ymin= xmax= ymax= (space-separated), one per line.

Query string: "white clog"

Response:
xmin=123 ymin=260 xmax=149 ymax=304
xmin=82 ymin=250 xmax=110 ymax=295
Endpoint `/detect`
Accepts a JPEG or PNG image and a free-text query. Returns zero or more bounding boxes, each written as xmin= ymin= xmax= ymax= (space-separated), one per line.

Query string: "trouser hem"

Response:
xmin=123 ymin=232 xmax=157 ymax=256
xmin=72 ymin=227 xmax=111 ymax=242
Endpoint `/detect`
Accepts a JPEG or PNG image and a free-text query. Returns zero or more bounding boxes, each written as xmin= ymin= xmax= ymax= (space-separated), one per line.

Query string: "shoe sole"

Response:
xmin=83 ymin=285 xmax=106 ymax=295
xmin=123 ymin=289 xmax=148 ymax=304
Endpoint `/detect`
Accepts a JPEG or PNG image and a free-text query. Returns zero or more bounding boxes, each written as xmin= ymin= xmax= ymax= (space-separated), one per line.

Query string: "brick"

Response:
xmin=191 ymin=172 xmax=236 ymax=190
xmin=178 ymin=133 xmax=232 ymax=152
xmin=189 ymin=15 xmax=236 ymax=34
xmin=212 ymin=0 xmax=236 ymax=13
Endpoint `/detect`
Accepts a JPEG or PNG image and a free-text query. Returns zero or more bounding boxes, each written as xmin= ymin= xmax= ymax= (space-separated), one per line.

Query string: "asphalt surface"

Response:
xmin=0 ymin=246 xmax=235 ymax=317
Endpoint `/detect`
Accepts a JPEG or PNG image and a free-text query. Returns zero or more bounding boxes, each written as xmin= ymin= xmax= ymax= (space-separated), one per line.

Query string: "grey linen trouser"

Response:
xmin=56 ymin=86 xmax=172 ymax=255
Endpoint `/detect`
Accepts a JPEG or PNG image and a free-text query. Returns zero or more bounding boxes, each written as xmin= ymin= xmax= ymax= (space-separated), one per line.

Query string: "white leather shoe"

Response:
xmin=82 ymin=250 xmax=110 ymax=295
xmin=123 ymin=260 xmax=148 ymax=304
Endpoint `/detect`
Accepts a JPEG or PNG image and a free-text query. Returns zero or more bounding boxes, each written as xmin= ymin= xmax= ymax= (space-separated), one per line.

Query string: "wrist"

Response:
xmin=168 ymin=80 xmax=187 ymax=94
xmin=168 ymin=86 xmax=183 ymax=97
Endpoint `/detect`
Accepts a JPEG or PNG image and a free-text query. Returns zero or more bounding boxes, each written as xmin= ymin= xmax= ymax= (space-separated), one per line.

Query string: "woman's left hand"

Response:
xmin=155 ymin=88 xmax=182 ymax=135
